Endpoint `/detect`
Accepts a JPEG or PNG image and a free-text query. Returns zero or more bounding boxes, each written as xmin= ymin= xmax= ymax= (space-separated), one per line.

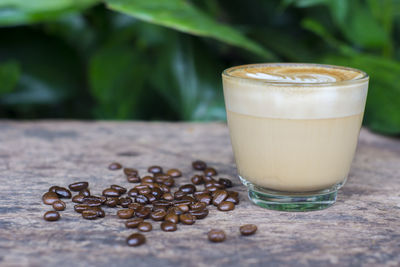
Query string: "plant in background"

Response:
xmin=0 ymin=0 xmax=399 ymax=135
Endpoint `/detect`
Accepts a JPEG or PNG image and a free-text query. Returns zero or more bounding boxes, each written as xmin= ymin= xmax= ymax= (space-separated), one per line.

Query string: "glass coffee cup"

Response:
xmin=222 ymin=63 xmax=369 ymax=211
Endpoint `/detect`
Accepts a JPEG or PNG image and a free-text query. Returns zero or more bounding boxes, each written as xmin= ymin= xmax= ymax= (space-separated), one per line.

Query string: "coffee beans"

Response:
xmin=41 ymin=160 xmax=247 ymax=247
xmin=69 ymin=181 xmax=89 ymax=192
xmin=138 ymin=222 xmax=152 ymax=232
xmin=43 ymin=211 xmax=60 ymax=221
xmin=125 ymin=218 xmax=144 ymax=228
xmin=126 ymin=233 xmax=146 ymax=247
xmin=108 ymin=162 xmax=122 ymax=170
xmin=161 ymin=221 xmax=177 ymax=232
xmin=208 ymin=229 xmax=226 ymax=242
xmin=192 ymin=160 xmax=207 ymax=170
xmin=52 ymin=200 xmax=66 ymax=211
xmin=240 ymin=224 xmax=257 ymax=236
xmin=218 ymin=201 xmax=235 ymax=211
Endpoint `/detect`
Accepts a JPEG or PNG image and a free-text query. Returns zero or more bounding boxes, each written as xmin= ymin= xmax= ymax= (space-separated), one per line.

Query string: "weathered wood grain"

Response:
xmin=0 ymin=121 xmax=399 ymax=267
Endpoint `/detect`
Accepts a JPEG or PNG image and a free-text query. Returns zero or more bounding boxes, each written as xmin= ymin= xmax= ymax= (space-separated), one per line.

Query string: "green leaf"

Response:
xmin=89 ymin=43 xmax=147 ymax=119
xmin=321 ymin=54 xmax=400 ymax=135
xmin=105 ymin=0 xmax=274 ymax=59
xmin=0 ymin=60 xmax=20 ymax=94
xmin=0 ymin=0 xmax=100 ymax=26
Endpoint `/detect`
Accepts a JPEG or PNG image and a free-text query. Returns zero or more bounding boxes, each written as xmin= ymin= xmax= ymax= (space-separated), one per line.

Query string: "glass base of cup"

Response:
xmin=239 ymin=175 xmax=344 ymax=212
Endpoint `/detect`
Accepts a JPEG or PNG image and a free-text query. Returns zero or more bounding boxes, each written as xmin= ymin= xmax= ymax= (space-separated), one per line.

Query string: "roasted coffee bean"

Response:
xmin=82 ymin=198 xmax=102 ymax=207
xmin=135 ymin=184 xmax=150 ymax=190
xmin=79 ymin=188 xmax=90 ymax=197
xmin=152 ymin=200 xmax=171 ymax=208
xmin=102 ymin=188 xmax=120 ymax=197
xmin=138 ymin=222 xmax=152 ymax=232
xmin=173 ymin=199 xmax=192 ymax=206
xmin=151 ymin=187 xmax=163 ymax=199
xmin=119 ymin=197 xmax=133 ymax=208
xmin=181 ymin=195 xmax=195 ymax=203
xmin=190 ymin=202 xmax=206 ymax=211
xmin=150 ymin=210 xmax=167 ymax=221
xmin=85 ymin=195 xmax=106 ymax=204
xmin=127 ymin=175 xmax=141 ymax=183
xmin=43 ymin=211 xmax=60 ymax=221
xmin=126 ymin=233 xmax=145 ymax=247
xmin=165 ymin=212 xmax=179 ymax=224
xmin=127 ymin=188 xmax=139 ymax=198
xmin=218 ymin=201 xmax=235 ymax=211
xmin=106 ymin=197 xmax=118 ymax=207
xmin=167 ymin=206 xmax=184 ymax=216
xmin=144 ymin=193 xmax=156 ymax=203
xmin=218 ymin=178 xmax=233 ymax=188
xmin=48 ymin=186 xmax=59 ymax=193
xmin=205 ymin=186 xmax=218 ymax=193
xmin=117 ymin=209 xmax=135 ymax=219
xmin=74 ymin=204 xmax=90 ymax=213
xmin=161 ymin=177 xmax=174 ymax=187
xmin=111 ymin=185 xmax=127 ymax=195
xmin=89 ymin=207 xmax=105 ymax=218
xmin=174 ymin=190 xmax=187 ymax=200
xmin=179 ymin=213 xmax=196 ymax=225
xmin=138 ymin=187 xmax=152 ymax=195
xmin=108 ymin=162 xmax=122 ymax=170
xmin=177 ymin=204 xmax=189 ymax=213
xmin=124 ymin=168 xmax=138 ymax=177
xmin=225 ymin=191 xmax=240 ymax=205
xmin=125 ymin=218 xmax=144 ymax=228
xmin=148 ymin=165 xmax=163 ymax=174
xmin=52 ymin=200 xmax=66 ymax=211
xmin=191 ymin=175 xmax=204 ymax=185
xmin=135 ymin=206 xmax=151 ymax=219
xmin=135 ymin=194 xmax=148 ymax=205
xmin=189 ymin=208 xmax=209 ymax=219
xmin=141 ymin=176 xmax=154 ymax=183
xmin=193 ymin=190 xmax=209 ymax=197
xmin=72 ymin=194 xmax=85 ymax=204
xmin=152 ymin=206 xmax=167 ymax=212
xmin=192 ymin=160 xmax=207 ymax=170
xmin=166 ymin=168 xmax=182 ymax=178
xmin=212 ymin=190 xmax=228 ymax=206
xmin=52 ymin=187 xmax=71 ymax=198
xmin=204 ymin=167 xmax=217 ymax=177
xmin=42 ymin=192 xmax=59 ymax=205
xmin=240 ymin=224 xmax=257 ymax=236
xmin=179 ymin=184 xmax=196 ymax=194
xmin=82 ymin=209 xmax=98 ymax=220
xmin=195 ymin=193 xmax=212 ymax=205
xmin=68 ymin=181 xmax=89 ymax=192
xmin=158 ymin=184 xmax=170 ymax=193
xmin=208 ymin=229 xmax=226 ymax=242
xmin=203 ymin=175 xmax=215 ymax=182
xmin=128 ymin=203 xmax=142 ymax=211
xmin=161 ymin=221 xmax=177 ymax=232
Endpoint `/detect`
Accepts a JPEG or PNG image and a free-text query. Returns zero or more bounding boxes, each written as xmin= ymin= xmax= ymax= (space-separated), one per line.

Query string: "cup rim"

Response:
xmin=222 ymin=63 xmax=369 ymax=86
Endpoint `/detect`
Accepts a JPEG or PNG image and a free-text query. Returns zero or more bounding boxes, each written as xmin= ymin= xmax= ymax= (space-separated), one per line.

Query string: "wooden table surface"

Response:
xmin=0 ymin=121 xmax=399 ymax=267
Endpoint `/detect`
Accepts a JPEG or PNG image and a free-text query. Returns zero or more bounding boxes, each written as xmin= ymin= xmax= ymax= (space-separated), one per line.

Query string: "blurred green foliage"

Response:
xmin=0 ymin=0 xmax=399 ymax=135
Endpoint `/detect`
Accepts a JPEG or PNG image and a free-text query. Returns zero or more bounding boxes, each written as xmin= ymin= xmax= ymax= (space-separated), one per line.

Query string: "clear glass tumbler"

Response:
xmin=222 ymin=63 xmax=369 ymax=211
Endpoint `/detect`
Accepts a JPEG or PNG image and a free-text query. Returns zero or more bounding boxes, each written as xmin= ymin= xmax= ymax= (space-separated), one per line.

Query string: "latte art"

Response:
xmin=246 ymin=72 xmax=337 ymax=83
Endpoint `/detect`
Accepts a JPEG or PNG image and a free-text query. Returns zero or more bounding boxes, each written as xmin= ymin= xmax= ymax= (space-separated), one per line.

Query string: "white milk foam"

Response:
xmin=223 ymin=64 xmax=369 ymax=119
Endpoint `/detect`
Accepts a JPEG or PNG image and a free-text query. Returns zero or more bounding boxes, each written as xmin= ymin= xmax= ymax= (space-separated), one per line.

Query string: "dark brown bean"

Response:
xmin=74 ymin=204 xmax=90 ymax=213
xmin=181 ymin=195 xmax=195 ymax=203
xmin=125 ymin=218 xmax=144 ymax=228
xmin=108 ymin=162 xmax=122 ymax=170
xmin=166 ymin=168 xmax=182 ymax=178
xmin=52 ymin=200 xmax=66 ymax=211
xmin=72 ymin=194 xmax=85 ymax=204
xmin=179 ymin=184 xmax=196 ymax=194
xmin=225 ymin=191 xmax=240 ymax=205
xmin=208 ymin=229 xmax=225 ymax=242
xmin=135 ymin=194 xmax=149 ymax=205
xmin=53 ymin=187 xmax=71 ymax=199
xmin=148 ymin=165 xmax=163 ymax=174
xmin=79 ymin=188 xmax=90 ymax=197
xmin=126 ymin=233 xmax=145 ymax=247
xmin=205 ymin=186 xmax=219 ymax=193
xmin=92 ymin=207 xmax=105 ymax=218
xmin=174 ymin=191 xmax=187 ymax=200
xmin=165 ymin=212 xmax=179 ymax=224
xmin=144 ymin=193 xmax=156 ymax=203
xmin=212 ymin=190 xmax=228 ymax=206
xmin=127 ymin=188 xmax=139 ymax=198
xmin=141 ymin=176 xmax=154 ymax=183
xmin=138 ymin=187 xmax=152 ymax=195
xmin=179 ymin=213 xmax=195 ymax=225
xmin=124 ymin=168 xmax=138 ymax=177
xmin=218 ymin=201 xmax=235 ymax=211
xmin=161 ymin=221 xmax=177 ymax=232
xmin=68 ymin=181 xmax=89 ymax=192
xmin=82 ymin=198 xmax=102 ymax=207
xmin=118 ymin=197 xmax=133 ymax=208
xmin=191 ymin=175 xmax=204 ymax=185
xmin=173 ymin=199 xmax=192 ymax=206
xmin=117 ymin=209 xmax=134 ymax=219
xmin=204 ymin=167 xmax=217 ymax=177
xmin=189 ymin=208 xmax=209 ymax=219
xmin=82 ymin=209 xmax=98 ymax=220
xmin=152 ymin=200 xmax=171 ymax=208
xmin=111 ymin=185 xmax=127 ymax=195
xmin=106 ymin=197 xmax=118 ymax=207
xmin=151 ymin=187 xmax=163 ymax=199
xmin=189 ymin=202 xmax=206 ymax=211
xmin=240 ymin=224 xmax=258 ymax=236
xmin=195 ymin=193 xmax=212 ymax=205
xmin=158 ymin=184 xmax=170 ymax=193
xmin=135 ymin=206 xmax=151 ymax=219
xmin=42 ymin=192 xmax=59 ymax=205
xmin=138 ymin=222 xmax=152 ymax=232
xmin=128 ymin=203 xmax=142 ymax=211
xmin=150 ymin=210 xmax=167 ymax=221
xmin=192 ymin=160 xmax=207 ymax=170
xmin=177 ymin=204 xmax=189 ymax=213
xmin=102 ymin=188 xmax=120 ymax=197
xmin=127 ymin=175 xmax=141 ymax=183
xmin=218 ymin=178 xmax=233 ymax=188
xmin=43 ymin=211 xmax=60 ymax=221
xmin=203 ymin=176 xmax=215 ymax=182
xmin=167 ymin=206 xmax=184 ymax=216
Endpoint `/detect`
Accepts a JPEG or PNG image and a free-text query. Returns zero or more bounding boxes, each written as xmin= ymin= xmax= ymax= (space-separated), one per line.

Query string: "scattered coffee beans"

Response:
xmin=42 ymin=192 xmax=59 ymax=205
xmin=240 ymin=224 xmax=257 ymax=236
xmin=192 ymin=160 xmax=207 ymax=170
xmin=204 ymin=167 xmax=217 ymax=177
xmin=125 ymin=218 xmax=144 ymax=229
xmin=166 ymin=169 xmax=182 ymax=178
xmin=43 ymin=211 xmax=60 ymax=221
xmin=126 ymin=233 xmax=146 ymax=247
xmin=117 ymin=209 xmax=134 ymax=219
xmin=161 ymin=221 xmax=177 ymax=232
xmin=138 ymin=222 xmax=152 ymax=232
xmin=108 ymin=162 xmax=122 ymax=170
xmin=82 ymin=209 xmax=98 ymax=220
xmin=52 ymin=200 xmax=66 ymax=211
xmin=218 ymin=201 xmax=235 ymax=211
xmin=148 ymin=165 xmax=163 ymax=174
xmin=208 ymin=229 xmax=226 ymax=242
xmin=68 ymin=181 xmax=89 ymax=192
